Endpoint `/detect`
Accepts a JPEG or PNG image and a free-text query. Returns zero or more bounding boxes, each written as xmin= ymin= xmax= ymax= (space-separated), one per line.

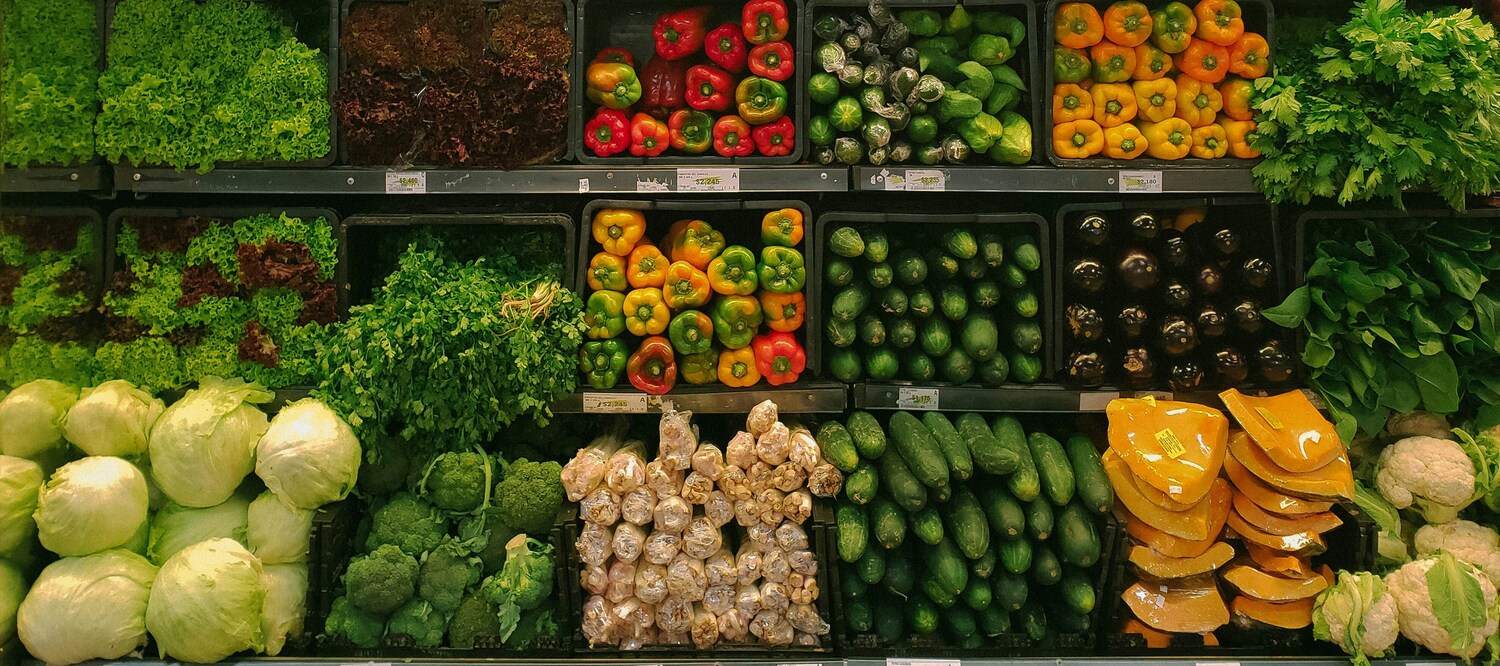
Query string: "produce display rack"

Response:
xmin=849 ymin=166 xmax=1258 ymax=193
xmin=0 ymin=166 xmax=109 ymax=194
xmin=551 ymin=380 xmax=850 ymax=414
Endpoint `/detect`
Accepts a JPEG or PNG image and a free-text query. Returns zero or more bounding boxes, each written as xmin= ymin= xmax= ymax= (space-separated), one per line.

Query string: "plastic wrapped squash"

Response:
xmin=1228 ymin=431 xmax=1354 ymax=500
xmin=1105 ymin=450 xmax=1231 ymax=541
xmin=1220 ymin=389 xmax=1343 ymax=473
xmin=1231 ymin=595 xmax=1314 ymax=629
xmin=1107 ymin=398 xmax=1229 ymax=504
xmin=1122 ymin=577 xmax=1230 ymax=634
xmin=1128 ymin=541 xmax=1235 ymax=579
xmin=1223 ymin=454 xmax=1335 ymax=515
xmin=1231 ymin=493 xmax=1342 ymax=536
xmin=1221 ymin=563 xmax=1330 ymax=602
xmin=1227 ymin=510 xmax=1327 ymax=555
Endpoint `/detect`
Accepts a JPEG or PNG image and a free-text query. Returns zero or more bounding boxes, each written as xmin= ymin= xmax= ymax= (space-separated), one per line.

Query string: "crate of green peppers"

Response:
xmin=802 ymin=0 xmax=1041 ymax=166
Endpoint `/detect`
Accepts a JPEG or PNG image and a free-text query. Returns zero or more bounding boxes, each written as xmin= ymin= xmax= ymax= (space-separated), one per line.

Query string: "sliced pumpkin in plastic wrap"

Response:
xmin=1221 ymin=563 xmax=1329 ymax=601
xmin=1231 ymin=493 xmax=1343 ymax=536
xmin=1137 ymin=471 xmax=1203 ymax=512
xmin=1219 ymin=389 xmax=1343 ymax=473
xmin=1123 ymin=618 xmax=1176 ymax=647
xmin=1228 ymin=430 xmax=1354 ymax=500
xmin=1121 ymin=505 xmax=1223 ymax=558
xmin=1223 ymin=454 xmax=1336 ymax=515
xmin=1231 ymin=595 xmax=1314 ymax=630
xmin=1107 ymin=397 xmax=1229 ymax=504
xmin=1226 ymin=509 xmax=1327 ymax=555
xmin=1245 ymin=543 xmax=1313 ymax=578
xmin=1106 ymin=450 xmax=1231 ymax=541
xmin=1122 ymin=576 xmax=1231 ymax=634
xmin=1129 ymin=541 xmax=1235 ymax=579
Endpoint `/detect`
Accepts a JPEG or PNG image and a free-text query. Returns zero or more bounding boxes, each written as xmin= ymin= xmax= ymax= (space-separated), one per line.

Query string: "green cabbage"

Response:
xmin=0 ymin=455 xmax=42 ymax=557
xmin=0 ymin=379 xmax=77 ymax=459
xmin=260 ymin=563 xmax=307 ymax=657
xmin=34 ymin=457 xmax=149 ymax=557
xmin=17 ymin=549 xmax=156 ymax=664
xmin=62 ymin=380 xmax=164 ymax=457
xmin=0 ymin=559 xmax=22 ymax=645
xmin=246 ymin=491 xmax=312 ymax=564
xmin=148 ymin=493 xmax=251 ymax=566
xmin=254 ymin=399 xmax=360 ymax=509
xmin=146 ymin=538 xmax=266 ymax=663
xmin=148 ymin=377 xmax=271 ymax=508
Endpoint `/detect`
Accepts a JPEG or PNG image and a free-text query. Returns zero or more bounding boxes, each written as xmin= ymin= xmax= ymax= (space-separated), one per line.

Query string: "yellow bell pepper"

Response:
xmin=717 ymin=347 xmax=761 ymax=387
xmin=1055 ymin=2 xmax=1105 ymax=49
xmin=627 ymin=243 xmax=669 ymax=289
xmin=1091 ymin=83 xmax=1138 ymax=128
xmin=586 ymin=252 xmax=628 ymax=292
xmin=1190 ymin=124 xmax=1228 ymax=158
xmin=1218 ymin=119 xmax=1261 ymax=158
xmin=624 ymin=288 xmax=670 ymax=336
xmin=666 ymin=219 xmax=725 ymax=270
xmin=1053 ymin=119 xmax=1105 ymax=159
xmin=1174 ymin=74 xmax=1222 ymax=128
xmin=1133 ymin=78 xmax=1177 ymax=123
xmin=1089 ymin=42 xmax=1137 ymax=83
xmin=1104 ymin=124 xmax=1148 ymax=159
xmin=662 ymin=261 xmax=712 ymax=310
xmin=1053 ymin=84 xmax=1094 ymax=124
xmin=1219 ymin=76 xmax=1255 ymax=121
xmin=1139 ymin=118 xmax=1192 ymax=160
xmin=592 ymin=208 xmax=646 ymax=256
xmin=1133 ymin=42 xmax=1174 ymax=81
xmin=760 ymin=291 xmax=805 ymax=332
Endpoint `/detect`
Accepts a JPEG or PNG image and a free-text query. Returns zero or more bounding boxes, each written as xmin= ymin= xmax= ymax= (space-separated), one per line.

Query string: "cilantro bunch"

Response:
xmin=0 ymin=0 xmax=99 ymax=167
xmin=1251 ymin=0 xmax=1500 ymax=209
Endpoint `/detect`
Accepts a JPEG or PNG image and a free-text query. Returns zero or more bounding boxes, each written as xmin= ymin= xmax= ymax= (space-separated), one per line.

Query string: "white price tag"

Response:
xmin=904 ymin=169 xmax=946 ymax=191
xmin=887 ymin=659 xmax=960 ymax=666
xmin=1078 ymin=391 xmax=1121 ymax=411
xmin=635 ymin=177 xmax=671 ymax=192
xmin=1119 ymin=170 xmax=1163 ymax=193
xmin=676 ymin=167 xmax=741 ymax=192
xmin=1131 ymin=391 xmax=1174 ymax=402
xmin=578 ymin=177 xmax=590 ymax=193
xmin=581 ymin=393 xmax=650 ymax=414
xmin=896 ymin=387 xmax=941 ymax=411
xmin=1197 ymin=662 xmax=1240 ymax=666
xmin=384 ymin=171 xmax=426 ymax=194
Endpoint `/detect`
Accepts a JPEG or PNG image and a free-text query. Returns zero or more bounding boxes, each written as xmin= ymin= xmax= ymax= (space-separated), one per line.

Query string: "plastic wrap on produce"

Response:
xmin=659 ymin=408 xmax=698 ymax=471
xmin=703 ymin=583 xmax=735 ymax=614
xmin=607 ymin=560 xmax=637 ymax=603
xmin=635 ymin=562 xmax=669 ymax=605
xmin=563 ymin=434 xmax=621 ymax=501
xmin=612 ymin=522 xmax=647 ymax=563
xmin=583 ymin=594 xmax=613 ymax=646
xmin=653 ymin=494 xmax=692 ymax=533
xmin=727 ymin=430 xmax=758 ymax=468
xmin=747 ymin=399 xmax=778 ymax=436
xmin=582 ymin=562 xmax=610 ymax=596
xmin=644 ymin=531 xmax=681 ymax=565
xmin=781 ymin=490 xmax=813 ymax=524
xmin=757 ymin=421 xmax=791 ymax=465
xmin=776 ymin=522 xmax=810 ymax=551
xmin=788 ymin=549 xmax=818 ymax=576
xmin=692 ymin=442 xmax=727 ymax=480
xmin=704 ymin=490 xmax=734 ymax=527
xmin=788 ymin=426 xmax=822 ymax=471
xmin=578 ymin=521 xmax=614 ymax=566
xmin=657 ymin=595 xmax=693 ymax=634
xmin=795 ymin=632 xmax=819 ymax=646
xmin=747 ymin=461 xmax=774 ymax=493
xmin=645 ymin=459 xmax=683 ymax=498
xmin=620 ymin=486 xmax=657 ymax=526
xmin=658 ymin=630 xmax=688 ymax=646
xmin=682 ymin=515 xmax=724 ymax=559
xmin=615 ymin=597 xmax=655 ymax=639
xmin=788 ymin=572 xmax=816 ymax=605
xmin=706 ymin=548 xmax=737 ymax=586
xmin=736 ymin=545 xmax=764 ymax=585
xmin=692 ymin=604 xmax=721 ymax=649
xmin=788 ymin=603 xmax=830 ymax=635
xmin=757 ymin=489 xmax=786 ymax=524
xmin=580 ymin=486 xmax=622 ymax=525
xmin=807 ymin=463 xmax=844 ymax=498
xmin=771 ymin=461 xmax=807 ymax=492
xmin=746 ymin=521 xmax=777 ymax=551
xmin=666 ymin=552 xmax=707 ymax=601
xmin=760 ymin=580 xmax=790 ymax=612
xmin=736 ymin=581 xmax=763 ymax=615
xmin=762 ymin=549 xmax=791 ymax=583
xmin=606 ymin=441 xmax=647 ymax=494
xmin=750 ymin=609 xmax=787 ymax=641
xmin=734 ymin=496 xmax=762 ymax=528
xmin=719 ymin=465 xmax=751 ymax=500
xmin=681 ymin=470 xmax=714 ymax=504
xmin=718 ymin=607 xmax=750 ymax=641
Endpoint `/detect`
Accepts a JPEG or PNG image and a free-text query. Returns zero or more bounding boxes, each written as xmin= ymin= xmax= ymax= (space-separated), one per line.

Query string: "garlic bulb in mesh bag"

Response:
xmin=681 ymin=516 xmax=723 ymax=559
xmin=705 ymin=548 xmax=737 ymax=587
xmin=653 ymin=495 xmax=691 ymax=534
xmin=788 ymin=550 xmax=818 ymax=577
xmin=605 ymin=441 xmax=647 ymax=494
xmin=582 ymin=595 xmax=614 ymax=646
xmin=665 ymin=553 xmax=707 ymax=602
xmin=607 ymin=560 xmax=637 ymax=603
xmin=692 ymin=604 xmax=721 ymax=649
xmin=749 ymin=609 xmax=783 ymax=639
xmin=771 ymin=462 xmax=806 ymax=493
xmin=763 ymin=618 xmax=795 ymax=646
xmin=582 ymin=563 xmax=610 ymax=596
xmin=734 ymin=497 xmax=761 ymax=528
xmin=645 ymin=459 xmax=683 ymax=499
xmin=704 ymin=491 xmax=733 ymax=527
xmin=781 ymin=490 xmax=812 ymax=525
xmin=718 ymin=608 xmax=749 ymax=641
xmin=703 ymin=584 xmax=735 ymax=614
xmin=788 ymin=603 xmax=829 ymax=634
xmin=620 ymin=487 xmax=656 ymax=527
xmin=762 ymin=549 xmax=791 ymax=583
xmin=746 ymin=400 xmax=778 ymax=436
xmin=580 ymin=486 xmax=622 ymax=525
xmin=788 ymin=573 xmax=815 ymax=605
xmin=807 ymin=463 xmax=843 ymax=498
xmin=635 ymin=563 xmax=669 ymax=605
xmin=735 ymin=582 xmax=763 ymax=615
xmin=658 ymin=408 xmax=697 ymax=471
xmin=613 ymin=597 xmax=654 ymax=636
xmin=643 ymin=531 xmax=681 ymax=566
xmin=563 ymin=434 xmax=622 ymax=502
xmin=747 ymin=462 xmax=773 ymax=493
xmin=680 ymin=471 xmax=713 ymax=505
xmin=760 ymin=580 xmax=790 ymax=612
xmin=657 ymin=595 xmax=693 ymax=634
xmin=736 ymin=544 xmax=764 ymax=583
xmin=756 ymin=422 xmax=790 ymax=465
xmin=578 ymin=521 xmax=614 ymax=566
xmin=691 ymin=443 xmax=726 ymax=480
xmin=788 ymin=426 xmax=822 ymax=472
xmin=776 ymin=523 xmax=809 ymax=551
xmin=612 ymin=522 xmax=647 ymax=564
xmin=719 ymin=466 xmax=751 ymax=500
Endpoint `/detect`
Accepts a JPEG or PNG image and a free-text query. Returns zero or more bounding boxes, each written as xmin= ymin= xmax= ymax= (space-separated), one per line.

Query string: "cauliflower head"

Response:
xmin=421 ymin=450 xmax=492 ymax=513
xmin=323 ymin=595 xmax=385 ymax=648
xmin=418 ymin=538 xmax=483 ymax=613
xmin=1414 ymin=520 xmax=1500 ymax=588
xmin=344 ymin=544 xmax=419 ymax=615
xmin=491 ymin=459 xmax=565 ymax=534
xmin=386 ymin=599 xmax=446 ymax=648
xmin=1314 ymin=570 xmax=1398 ymax=666
xmin=1375 ymin=436 xmax=1476 ymax=523
xmin=364 ymin=492 xmax=448 ymax=556
xmin=1386 ymin=412 xmax=1454 ymax=440
xmin=1386 ymin=552 xmax=1499 ymax=659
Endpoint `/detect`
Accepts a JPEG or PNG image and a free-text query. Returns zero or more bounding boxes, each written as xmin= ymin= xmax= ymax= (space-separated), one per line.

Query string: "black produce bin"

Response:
xmin=1041 ymin=0 xmax=1273 ymax=168
xmin=573 ymin=0 xmax=807 ymax=165
xmin=810 ymin=211 xmax=1053 ymax=382
xmin=803 ymin=0 xmax=1045 ymax=166
xmin=1052 ymin=197 xmax=1289 ymax=393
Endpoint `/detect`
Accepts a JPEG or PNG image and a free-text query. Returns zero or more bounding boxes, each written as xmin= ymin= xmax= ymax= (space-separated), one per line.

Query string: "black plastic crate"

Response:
xmin=1052 ymin=197 xmax=1289 ymax=393
xmin=1041 ymin=0 xmax=1273 ymax=168
xmin=573 ymin=0 xmax=807 ymax=165
xmin=803 ymin=0 xmax=1044 ymax=166
xmin=810 ymin=211 xmax=1053 ymax=382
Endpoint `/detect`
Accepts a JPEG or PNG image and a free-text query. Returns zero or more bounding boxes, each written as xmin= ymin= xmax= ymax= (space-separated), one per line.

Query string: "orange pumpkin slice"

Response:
xmin=1232 ymin=493 xmax=1343 ymax=536
xmin=1129 ymin=541 xmax=1235 ymax=579
xmin=1226 ymin=509 xmax=1327 ymax=555
xmin=1124 ymin=618 xmax=1176 ymax=647
xmin=1222 ymin=564 xmax=1330 ymax=602
xmin=1106 ymin=450 xmax=1231 ymax=540
xmin=1120 ymin=505 xmax=1223 ymax=558
xmin=1232 ymin=596 xmax=1314 ymax=629
xmin=1123 ymin=578 xmax=1231 ymax=634
xmin=1223 ymin=454 xmax=1336 ymax=515
xmin=1138 ymin=473 xmax=1203 ymax=512
xmin=1107 ymin=398 xmax=1229 ymax=504
xmin=1245 ymin=543 xmax=1313 ymax=578
xmin=1229 ymin=431 xmax=1354 ymax=499
xmin=1220 ymin=389 xmax=1344 ymax=473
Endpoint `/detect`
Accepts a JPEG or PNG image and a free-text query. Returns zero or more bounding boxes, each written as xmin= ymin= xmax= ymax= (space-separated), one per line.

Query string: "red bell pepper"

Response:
xmin=751 ymin=331 xmax=805 ymax=386
xmin=685 ymin=65 xmax=734 ymax=112
xmin=630 ymin=113 xmax=669 ymax=157
xmin=585 ymin=108 xmax=630 ymax=157
xmin=669 ymin=109 xmax=714 ymax=154
xmin=742 ymin=0 xmax=790 ymax=45
xmin=713 ymin=115 xmax=754 ymax=157
xmin=591 ymin=47 xmax=635 ymax=67
xmin=654 ymin=6 xmax=710 ymax=61
xmin=705 ymin=23 xmax=747 ymax=73
xmin=640 ymin=55 xmax=688 ymax=119
xmin=752 ymin=116 xmax=795 ymax=157
xmin=748 ymin=41 xmax=794 ymax=82
xmin=628 ymin=335 xmax=677 ymax=395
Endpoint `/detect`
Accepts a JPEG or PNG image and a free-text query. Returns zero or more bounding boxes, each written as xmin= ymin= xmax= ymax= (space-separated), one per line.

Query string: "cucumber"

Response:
xmin=963 ymin=578 xmax=993 ymax=611
xmin=910 ymin=506 xmax=945 ymax=545
xmin=909 ymin=598 xmax=940 ymax=633
xmin=923 ymin=537 xmax=969 ymax=596
xmin=979 ymin=484 xmax=1025 ymax=540
xmin=925 ymin=249 xmax=960 ymax=280
xmin=878 ymin=286 xmax=909 ymax=316
xmin=1011 ymin=290 xmax=1039 ymax=318
xmin=921 ymin=574 xmax=958 ymax=608
xmin=943 ymin=605 xmax=978 ymax=641
xmin=871 ymin=498 xmax=907 ymax=550
xmin=960 ymin=313 xmax=1000 ymax=361
xmin=939 ymin=282 xmax=969 ymax=320
xmin=828 ymin=347 xmax=863 ymax=382
xmin=894 ymin=250 xmax=928 ymax=286
xmin=826 ymin=257 xmax=856 ymax=287
xmin=845 ymin=600 xmax=874 ymax=632
xmin=998 ymin=538 xmax=1032 ymax=574
xmin=845 ymin=462 xmax=879 ymax=504
xmin=846 ymin=411 xmax=887 ymax=459
xmin=826 ymin=317 xmax=858 ymax=348
xmin=1049 ymin=606 xmax=1090 ymax=634
xmin=866 ymin=262 xmax=894 ymax=289
xmin=941 ymin=349 xmax=975 ymax=384
xmin=932 ymin=483 xmax=952 ymax=503
xmin=887 ymin=315 xmax=918 ymax=349
xmin=978 ymin=605 xmax=1011 ymax=636
xmin=843 ymin=568 xmax=868 ymax=601
xmin=831 ymin=285 xmax=870 ymax=322
xmin=970 ymin=279 xmax=1001 ymax=308
xmin=944 ymin=488 xmax=991 ymax=560
xmin=978 ymin=233 xmax=1005 ymax=268
xmin=958 ymin=412 xmax=1018 ymax=475
xmin=837 ymin=503 xmax=868 ymax=563
xmin=865 ymin=347 xmax=900 ymax=380
xmin=908 ymin=286 xmax=936 ymax=318
xmin=999 ymin=262 xmax=1028 ymax=288
xmin=862 ymin=227 xmax=890 ymax=263
xmin=921 ymin=317 xmax=952 ymax=356
xmin=829 ymin=226 xmax=865 ymax=258
xmin=879 ymin=448 xmax=928 ymax=512
xmin=921 ymin=412 xmax=974 ymax=481
xmin=993 ymin=571 xmax=1028 ymax=610
xmin=1011 ymin=352 xmax=1043 ymax=383
xmin=991 ymin=416 xmax=1040 ymax=501
xmin=888 ymin=411 xmax=950 ymax=490
xmin=858 ymin=545 xmax=887 ymax=584
xmin=815 ymin=421 xmax=859 ymax=472
xmin=1006 ymin=233 xmax=1042 ymax=272
xmin=1025 ymin=497 xmax=1055 ymax=541
xmin=1060 ymin=568 xmax=1096 ymax=614
xmin=1010 ymin=319 xmax=1043 ymax=354
xmin=1055 ymin=501 xmax=1102 ymax=567
xmin=857 ymin=312 xmax=887 ymax=346
xmin=1066 ymin=434 xmax=1113 ymax=515
xmin=1031 ymin=541 xmax=1062 ymax=586
xmin=978 ymin=355 xmax=1010 ymax=387
xmin=958 ymin=255 xmax=988 ymax=280
xmin=944 ymin=229 xmax=978 ymax=259
xmin=1018 ymin=604 xmax=1047 ymax=642
xmin=903 ymin=351 xmax=937 ymax=381
xmin=883 ymin=548 xmax=917 ymax=595
xmin=874 ymin=599 xmax=904 ymax=644
xmin=970 ymin=545 xmax=999 ymax=579
xmin=1028 ymin=431 xmax=1076 ymax=506
xmin=957 ymin=633 xmax=984 ymax=649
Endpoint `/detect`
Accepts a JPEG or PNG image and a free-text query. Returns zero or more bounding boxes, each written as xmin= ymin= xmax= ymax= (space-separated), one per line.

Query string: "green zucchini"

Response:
xmin=921 ymin=412 xmax=974 ymax=481
xmin=842 ymin=568 xmax=868 ymax=601
xmin=923 ymin=537 xmax=969 ymax=596
xmin=978 ymin=605 xmax=1011 ymax=636
xmin=858 ymin=545 xmax=887 ymax=584
xmin=908 ymin=285 xmax=937 ymax=318
xmin=993 ymin=571 xmax=1028 ymax=610
xmin=879 ymin=448 xmax=928 ymax=512
xmin=991 ymin=416 xmax=1040 ymax=501
xmin=883 ymin=548 xmax=917 ymax=595
xmin=1031 ymin=541 xmax=1062 ymax=586
xmin=829 ymin=226 xmax=865 ymax=257
xmin=998 ymin=538 xmax=1031 ymax=574
xmin=921 ymin=317 xmax=952 ymax=356
xmin=846 ymin=411 xmax=887 ymax=459
xmin=943 ymin=229 xmax=978 ymax=259
xmin=960 ymin=313 xmax=1000 ymax=361
xmin=1025 ymin=497 xmax=1055 ymax=541
xmin=815 ymin=421 xmax=859 ymax=472
xmin=958 ymin=412 xmax=1018 ymax=475
xmin=837 ymin=503 xmax=868 ymax=563
xmin=980 ymin=484 xmax=1025 ymax=540
xmin=894 ymin=249 xmax=928 ymax=286
xmin=871 ymin=498 xmax=907 ymax=550
xmin=826 ymin=257 xmax=856 ymax=287
xmin=1028 ymin=431 xmax=1075 ymax=506
xmin=910 ymin=598 xmax=940 ymax=633
xmin=831 ymin=285 xmax=870 ymax=322
xmin=888 ymin=411 xmax=950 ymax=490
xmin=939 ymin=282 xmax=969 ymax=320
xmin=963 ymin=578 xmax=993 ymax=611
xmin=866 ymin=262 xmax=894 ymax=289
xmin=1066 ymin=434 xmax=1113 ymax=515
xmin=874 ymin=599 xmax=904 ymax=644
xmin=1018 ymin=604 xmax=1047 ymax=642
xmin=1059 ymin=568 xmax=1096 ymax=614
xmin=845 ymin=462 xmax=879 ymax=505
xmin=862 ymin=227 xmax=890 ymax=263
xmin=970 ymin=545 xmax=999 ymax=579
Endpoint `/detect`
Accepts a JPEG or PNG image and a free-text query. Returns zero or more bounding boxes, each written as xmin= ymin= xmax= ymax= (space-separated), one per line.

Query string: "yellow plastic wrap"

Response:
xmin=1228 ymin=430 xmax=1354 ymax=499
xmin=1128 ymin=541 xmax=1235 ymax=580
xmin=1223 ymin=454 xmax=1336 ymax=515
xmin=1122 ymin=577 xmax=1231 ymax=634
xmin=1226 ymin=509 xmax=1327 ymax=555
xmin=1232 ymin=493 xmax=1343 ymax=536
xmin=1232 ymin=596 xmax=1314 ymax=630
xmin=1120 ymin=505 xmax=1225 ymax=559
xmin=1245 ymin=543 xmax=1313 ymax=578
xmin=1221 ymin=563 xmax=1330 ymax=602
xmin=1107 ymin=398 xmax=1229 ymax=504
xmin=1220 ymin=389 xmax=1344 ymax=473
xmin=1106 ymin=449 xmax=1231 ymax=541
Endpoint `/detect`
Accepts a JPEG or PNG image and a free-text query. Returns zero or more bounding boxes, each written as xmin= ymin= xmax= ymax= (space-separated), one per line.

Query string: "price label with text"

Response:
xmin=636 ymin=178 xmax=671 ymax=192
xmin=888 ymin=659 xmax=960 ymax=666
xmin=1079 ymin=391 xmax=1121 ymax=411
xmin=904 ymin=169 xmax=946 ymax=191
xmin=677 ymin=167 xmax=740 ymax=192
xmin=1119 ymin=169 xmax=1163 ymax=193
xmin=581 ymin=393 xmax=650 ymax=414
xmin=384 ymin=171 xmax=426 ymax=194
xmin=896 ymin=387 xmax=941 ymax=411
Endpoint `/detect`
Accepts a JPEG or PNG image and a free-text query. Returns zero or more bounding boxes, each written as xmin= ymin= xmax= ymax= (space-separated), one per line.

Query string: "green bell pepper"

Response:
xmin=955 ymin=61 xmax=994 ymax=101
xmin=712 ymin=295 xmax=764 ymax=349
xmin=579 ymin=339 xmax=629 ymax=389
xmin=708 ymin=245 xmax=760 ymax=296
xmin=736 ymin=76 xmax=788 ymax=124
xmin=938 ymin=90 xmax=983 ymax=123
xmin=957 ymin=112 xmax=1005 ymax=154
xmin=584 ymin=290 xmax=626 ymax=339
xmin=1054 ymin=47 xmax=1091 ymax=84
xmin=968 ymin=34 xmax=1013 ymax=67
xmin=679 ymin=347 xmax=720 ymax=385
xmin=758 ymin=246 xmax=807 ymax=294
xmin=668 ymin=310 xmax=715 ymax=356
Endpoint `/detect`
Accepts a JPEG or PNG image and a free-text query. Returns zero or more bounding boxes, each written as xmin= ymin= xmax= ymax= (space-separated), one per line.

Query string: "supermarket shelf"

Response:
xmin=42 ymin=658 xmax=1462 ymax=666
xmin=851 ymin=166 xmax=1258 ymax=193
xmin=552 ymin=381 xmax=848 ymax=414
xmin=850 ymin=383 xmax=1314 ymax=412
xmin=0 ymin=165 xmax=107 ymax=193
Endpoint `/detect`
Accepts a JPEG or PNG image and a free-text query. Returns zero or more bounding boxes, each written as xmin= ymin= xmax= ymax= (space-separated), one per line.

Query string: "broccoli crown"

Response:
xmin=458 ymin=510 xmax=520 ymax=576
xmin=386 ymin=599 xmax=448 ymax=649
xmin=419 ymin=539 xmax=483 ymax=613
xmin=345 ymin=544 xmax=419 ymax=616
xmin=508 ymin=603 xmax=560 ymax=649
xmin=324 ymin=595 xmax=386 ymax=649
xmin=490 ymin=459 xmax=566 ymax=534
xmin=365 ymin=492 xmax=448 ymax=556
xmin=447 ymin=591 xmax=502 ymax=649
xmin=358 ymin=442 xmax=412 ymax=496
xmin=422 ymin=450 xmax=491 ymax=513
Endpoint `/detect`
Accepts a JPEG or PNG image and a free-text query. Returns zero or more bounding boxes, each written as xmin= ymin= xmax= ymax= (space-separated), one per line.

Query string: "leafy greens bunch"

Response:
xmin=0 ymin=213 xmax=102 ymax=386
xmin=1250 ymin=0 xmax=1500 ymax=209
xmin=1263 ymin=217 xmax=1500 ymax=441
xmin=0 ymin=0 xmax=98 ymax=167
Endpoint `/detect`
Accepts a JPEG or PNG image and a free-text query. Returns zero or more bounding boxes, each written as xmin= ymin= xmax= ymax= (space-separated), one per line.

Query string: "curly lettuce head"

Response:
xmin=148 ymin=377 xmax=271 ymax=508
xmin=17 ymin=549 xmax=156 ymax=665
xmin=63 ymin=379 xmax=165 ymax=457
xmin=254 ymin=398 xmax=359 ymax=509
xmin=0 ymin=379 xmax=77 ymax=459
xmin=146 ymin=538 xmax=266 ymax=663
xmin=35 ymin=456 xmax=149 ymax=557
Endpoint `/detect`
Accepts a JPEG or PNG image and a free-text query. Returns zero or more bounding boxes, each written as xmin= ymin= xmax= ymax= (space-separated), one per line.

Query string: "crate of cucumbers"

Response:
xmin=820 ymin=410 xmax=1118 ymax=654
xmin=813 ymin=212 xmax=1051 ymax=386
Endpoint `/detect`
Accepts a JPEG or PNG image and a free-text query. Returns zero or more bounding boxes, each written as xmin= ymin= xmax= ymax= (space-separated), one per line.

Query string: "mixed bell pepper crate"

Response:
xmin=573 ymin=0 xmax=808 ymax=164
xmin=1043 ymin=0 xmax=1273 ymax=167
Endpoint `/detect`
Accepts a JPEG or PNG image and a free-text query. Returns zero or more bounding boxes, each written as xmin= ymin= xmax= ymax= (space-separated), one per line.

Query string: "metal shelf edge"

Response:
xmin=852 ymin=166 xmax=1258 ymax=194
xmin=0 ymin=165 xmax=107 ymax=193
xmin=553 ymin=382 xmax=848 ymax=414
xmin=851 ymin=383 xmax=1313 ymax=412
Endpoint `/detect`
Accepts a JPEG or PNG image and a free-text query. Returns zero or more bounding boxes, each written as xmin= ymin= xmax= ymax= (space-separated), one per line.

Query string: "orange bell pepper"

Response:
xmin=1053 ymin=119 xmax=1105 ymax=159
xmin=1133 ymin=78 xmax=1177 ymax=123
xmin=587 ymin=252 xmax=629 ymax=292
xmin=1055 ymin=3 xmax=1104 ymax=49
xmin=760 ymin=208 xmax=803 ymax=247
xmin=1229 ymin=32 xmax=1269 ymax=78
xmin=1175 ymin=39 xmax=1229 ymax=83
xmin=1219 ymin=76 xmax=1254 ymax=121
xmin=1218 ymin=119 xmax=1261 ymax=158
xmin=1092 ymin=83 xmax=1138 ymax=127
xmin=665 ymin=219 xmax=725 ymax=269
xmin=1090 ymin=42 xmax=1137 ymax=83
xmin=1190 ymin=124 xmax=1228 ymax=158
xmin=1133 ymin=42 xmax=1174 ymax=80
xmin=627 ymin=243 xmax=669 ymax=289
xmin=592 ymin=208 xmax=646 ymax=256
xmin=1193 ymin=0 xmax=1244 ymax=46
xmin=760 ymin=291 xmax=805 ymax=332
xmin=716 ymin=347 xmax=761 ymax=387
xmin=1053 ymin=83 xmax=1094 ymax=123
xmin=1104 ymin=124 xmax=1148 ymax=159
xmin=1139 ymin=118 xmax=1192 ymax=160
xmin=1103 ymin=1 xmax=1153 ymax=47
xmin=662 ymin=261 xmax=711 ymax=310
xmin=624 ymin=288 xmax=670 ymax=336
xmin=1174 ymin=74 xmax=1222 ymax=127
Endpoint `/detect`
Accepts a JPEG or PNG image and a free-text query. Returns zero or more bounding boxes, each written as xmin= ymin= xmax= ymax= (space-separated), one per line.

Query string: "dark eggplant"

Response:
xmin=1122 ymin=347 xmax=1156 ymax=389
xmin=1159 ymin=315 xmax=1198 ymax=356
xmin=1213 ymin=347 xmax=1249 ymax=388
xmin=1194 ymin=264 xmax=1224 ymax=297
xmin=1066 ymin=351 xmax=1108 ymax=387
xmin=1066 ymin=304 xmax=1106 ymax=343
xmin=1167 ymin=359 xmax=1205 ymax=392
xmin=1162 ymin=279 xmax=1194 ymax=311
xmin=1158 ymin=230 xmax=1191 ymax=271
xmin=1232 ymin=299 xmax=1264 ymax=335
xmin=1117 ymin=305 xmax=1150 ymax=339
xmin=1130 ymin=212 xmax=1159 ymax=240
xmin=1211 ymin=228 xmax=1241 ymax=256
xmin=1075 ymin=214 xmax=1111 ymax=247
xmin=1241 ymin=257 xmax=1274 ymax=290
xmin=1118 ymin=248 xmax=1161 ymax=291
xmin=1195 ymin=304 xmax=1228 ymax=339
xmin=1256 ymin=340 xmax=1295 ymax=384
xmin=1069 ymin=257 xmax=1107 ymax=294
